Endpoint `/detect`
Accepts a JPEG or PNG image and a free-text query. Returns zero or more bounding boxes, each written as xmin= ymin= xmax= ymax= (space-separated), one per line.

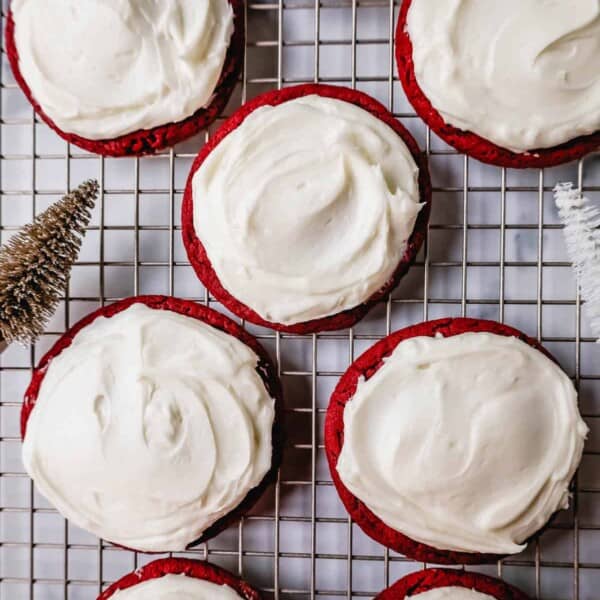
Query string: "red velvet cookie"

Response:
xmin=5 ymin=1 xmax=244 ymax=157
xmin=375 ymin=568 xmax=530 ymax=600
xmin=182 ymin=83 xmax=432 ymax=335
xmin=396 ymin=0 xmax=600 ymax=169
xmin=324 ymin=317 xmax=560 ymax=565
xmin=21 ymin=295 xmax=283 ymax=551
xmin=99 ymin=557 xmax=261 ymax=600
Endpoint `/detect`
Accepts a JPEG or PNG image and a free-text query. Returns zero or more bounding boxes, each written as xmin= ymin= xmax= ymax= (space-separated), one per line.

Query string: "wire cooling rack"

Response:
xmin=1 ymin=2 xmax=600 ymax=599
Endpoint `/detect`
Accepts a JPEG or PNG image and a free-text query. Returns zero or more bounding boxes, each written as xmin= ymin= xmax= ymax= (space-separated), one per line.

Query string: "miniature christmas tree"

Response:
xmin=0 ymin=179 xmax=99 ymax=345
xmin=554 ymin=182 xmax=600 ymax=340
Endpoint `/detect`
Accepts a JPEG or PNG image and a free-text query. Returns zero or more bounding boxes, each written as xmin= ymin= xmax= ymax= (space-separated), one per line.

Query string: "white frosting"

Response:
xmin=406 ymin=0 xmax=600 ymax=152
xmin=22 ymin=303 xmax=274 ymax=552
xmin=407 ymin=589 xmax=493 ymax=600
xmin=193 ymin=94 xmax=423 ymax=326
xmin=112 ymin=574 xmax=241 ymax=600
xmin=337 ymin=332 xmax=588 ymax=555
xmin=11 ymin=0 xmax=234 ymax=139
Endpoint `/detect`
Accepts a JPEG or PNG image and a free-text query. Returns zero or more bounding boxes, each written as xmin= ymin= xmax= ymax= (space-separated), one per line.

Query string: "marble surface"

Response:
xmin=0 ymin=2 xmax=599 ymax=599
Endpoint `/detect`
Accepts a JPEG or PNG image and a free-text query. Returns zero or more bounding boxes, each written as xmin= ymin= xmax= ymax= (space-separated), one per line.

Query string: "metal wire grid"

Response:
xmin=0 ymin=1 xmax=599 ymax=599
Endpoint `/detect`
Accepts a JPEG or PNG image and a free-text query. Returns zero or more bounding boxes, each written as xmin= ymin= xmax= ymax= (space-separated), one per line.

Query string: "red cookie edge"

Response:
xmin=324 ymin=317 xmax=562 ymax=565
xmin=21 ymin=295 xmax=283 ymax=553
xmin=375 ymin=568 xmax=531 ymax=600
xmin=395 ymin=0 xmax=600 ymax=169
xmin=98 ymin=557 xmax=262 ymax=600
xmin=5 ymin=0 xmax=245 ymax=157
xmin=181 ymin=83 xmax=432 ymax=334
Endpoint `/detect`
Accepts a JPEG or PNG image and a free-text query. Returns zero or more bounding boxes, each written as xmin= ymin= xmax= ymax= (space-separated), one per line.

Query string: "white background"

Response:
xmin=0 ymin=2 xmax=599 ymax=599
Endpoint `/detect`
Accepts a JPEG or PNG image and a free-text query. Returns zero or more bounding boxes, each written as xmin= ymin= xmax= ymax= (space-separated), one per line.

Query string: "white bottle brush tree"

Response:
xmin=554 ymin=182 xmax=600 ymax=340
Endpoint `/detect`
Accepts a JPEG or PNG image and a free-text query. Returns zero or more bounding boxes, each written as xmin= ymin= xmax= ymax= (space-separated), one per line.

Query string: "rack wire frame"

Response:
xmin=0 ymin=1 xmax=599 ymax=599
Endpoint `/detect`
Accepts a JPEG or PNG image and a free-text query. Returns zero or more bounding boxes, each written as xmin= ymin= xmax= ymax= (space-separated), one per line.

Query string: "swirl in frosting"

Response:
xmin=111 ymin=574 xmax=242 ymax=600
xmin=192 ymin=94 xmax=423 ymax=325
xmin=406 ymin=0 xmax=600 ymax=152
xmin=22 ymin=303 xmax=275 ymax=552
xmin=11 ymin=0 xmax=233 ymax=139
xmin=337 ymin=332 xmax=588 ymax=555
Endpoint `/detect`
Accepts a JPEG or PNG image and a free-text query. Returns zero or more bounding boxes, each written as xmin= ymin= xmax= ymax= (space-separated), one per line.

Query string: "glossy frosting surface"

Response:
xmin=111 ymin=574 xmax=242 ymax=600
xmin=23 ymin=304 xmax=275 ymax=552
xmin=193 ymin=94 xmax=422 ymax=325
xmin=12 ymin=0 xmax=233 ymax=139
xmin=407 ymin=589 xmax=494 ymax=600
xmin=406 ymin=0 xmax=600 ymax=152
xmin=337 ymin=332 xmax=588 ymax=554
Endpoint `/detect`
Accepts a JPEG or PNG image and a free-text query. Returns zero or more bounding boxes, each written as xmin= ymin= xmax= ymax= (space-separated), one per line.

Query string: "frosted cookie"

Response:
xmin=375 ymin=569 xmax=531 ymax=600
xmin=396 ymin=0 xmax=600 ymax=167
xmin=22 ymin=296 xmax=282 ymax=553
xmin=325 ymin=318 xmax=587 ymax=563
xmin=99 ymin=558 xmax=261 ymax=600
xmin=182 ymin=84 xmax=431 ymax=334
xmin=7 ymin=0 xmax=243 ymax=155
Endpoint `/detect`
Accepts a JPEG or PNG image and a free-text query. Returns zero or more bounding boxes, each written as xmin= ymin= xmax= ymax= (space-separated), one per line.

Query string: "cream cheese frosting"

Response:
xmin=193 ymin=94 xmax=423 ymax=325
xmin=22 ymin=303 xmax=275 ymax=552
xmin=11 ymin=0 xmax=234 ymax=139
xmin=111 ymin=574 xmax=242 ymax=600
xmin=407 ymin=589 xmax=494 ymax=600
xmin=336 ymin=331 xmax=588 ymax=555
xmin=405 ymin=0 xmax=600 ymax=152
